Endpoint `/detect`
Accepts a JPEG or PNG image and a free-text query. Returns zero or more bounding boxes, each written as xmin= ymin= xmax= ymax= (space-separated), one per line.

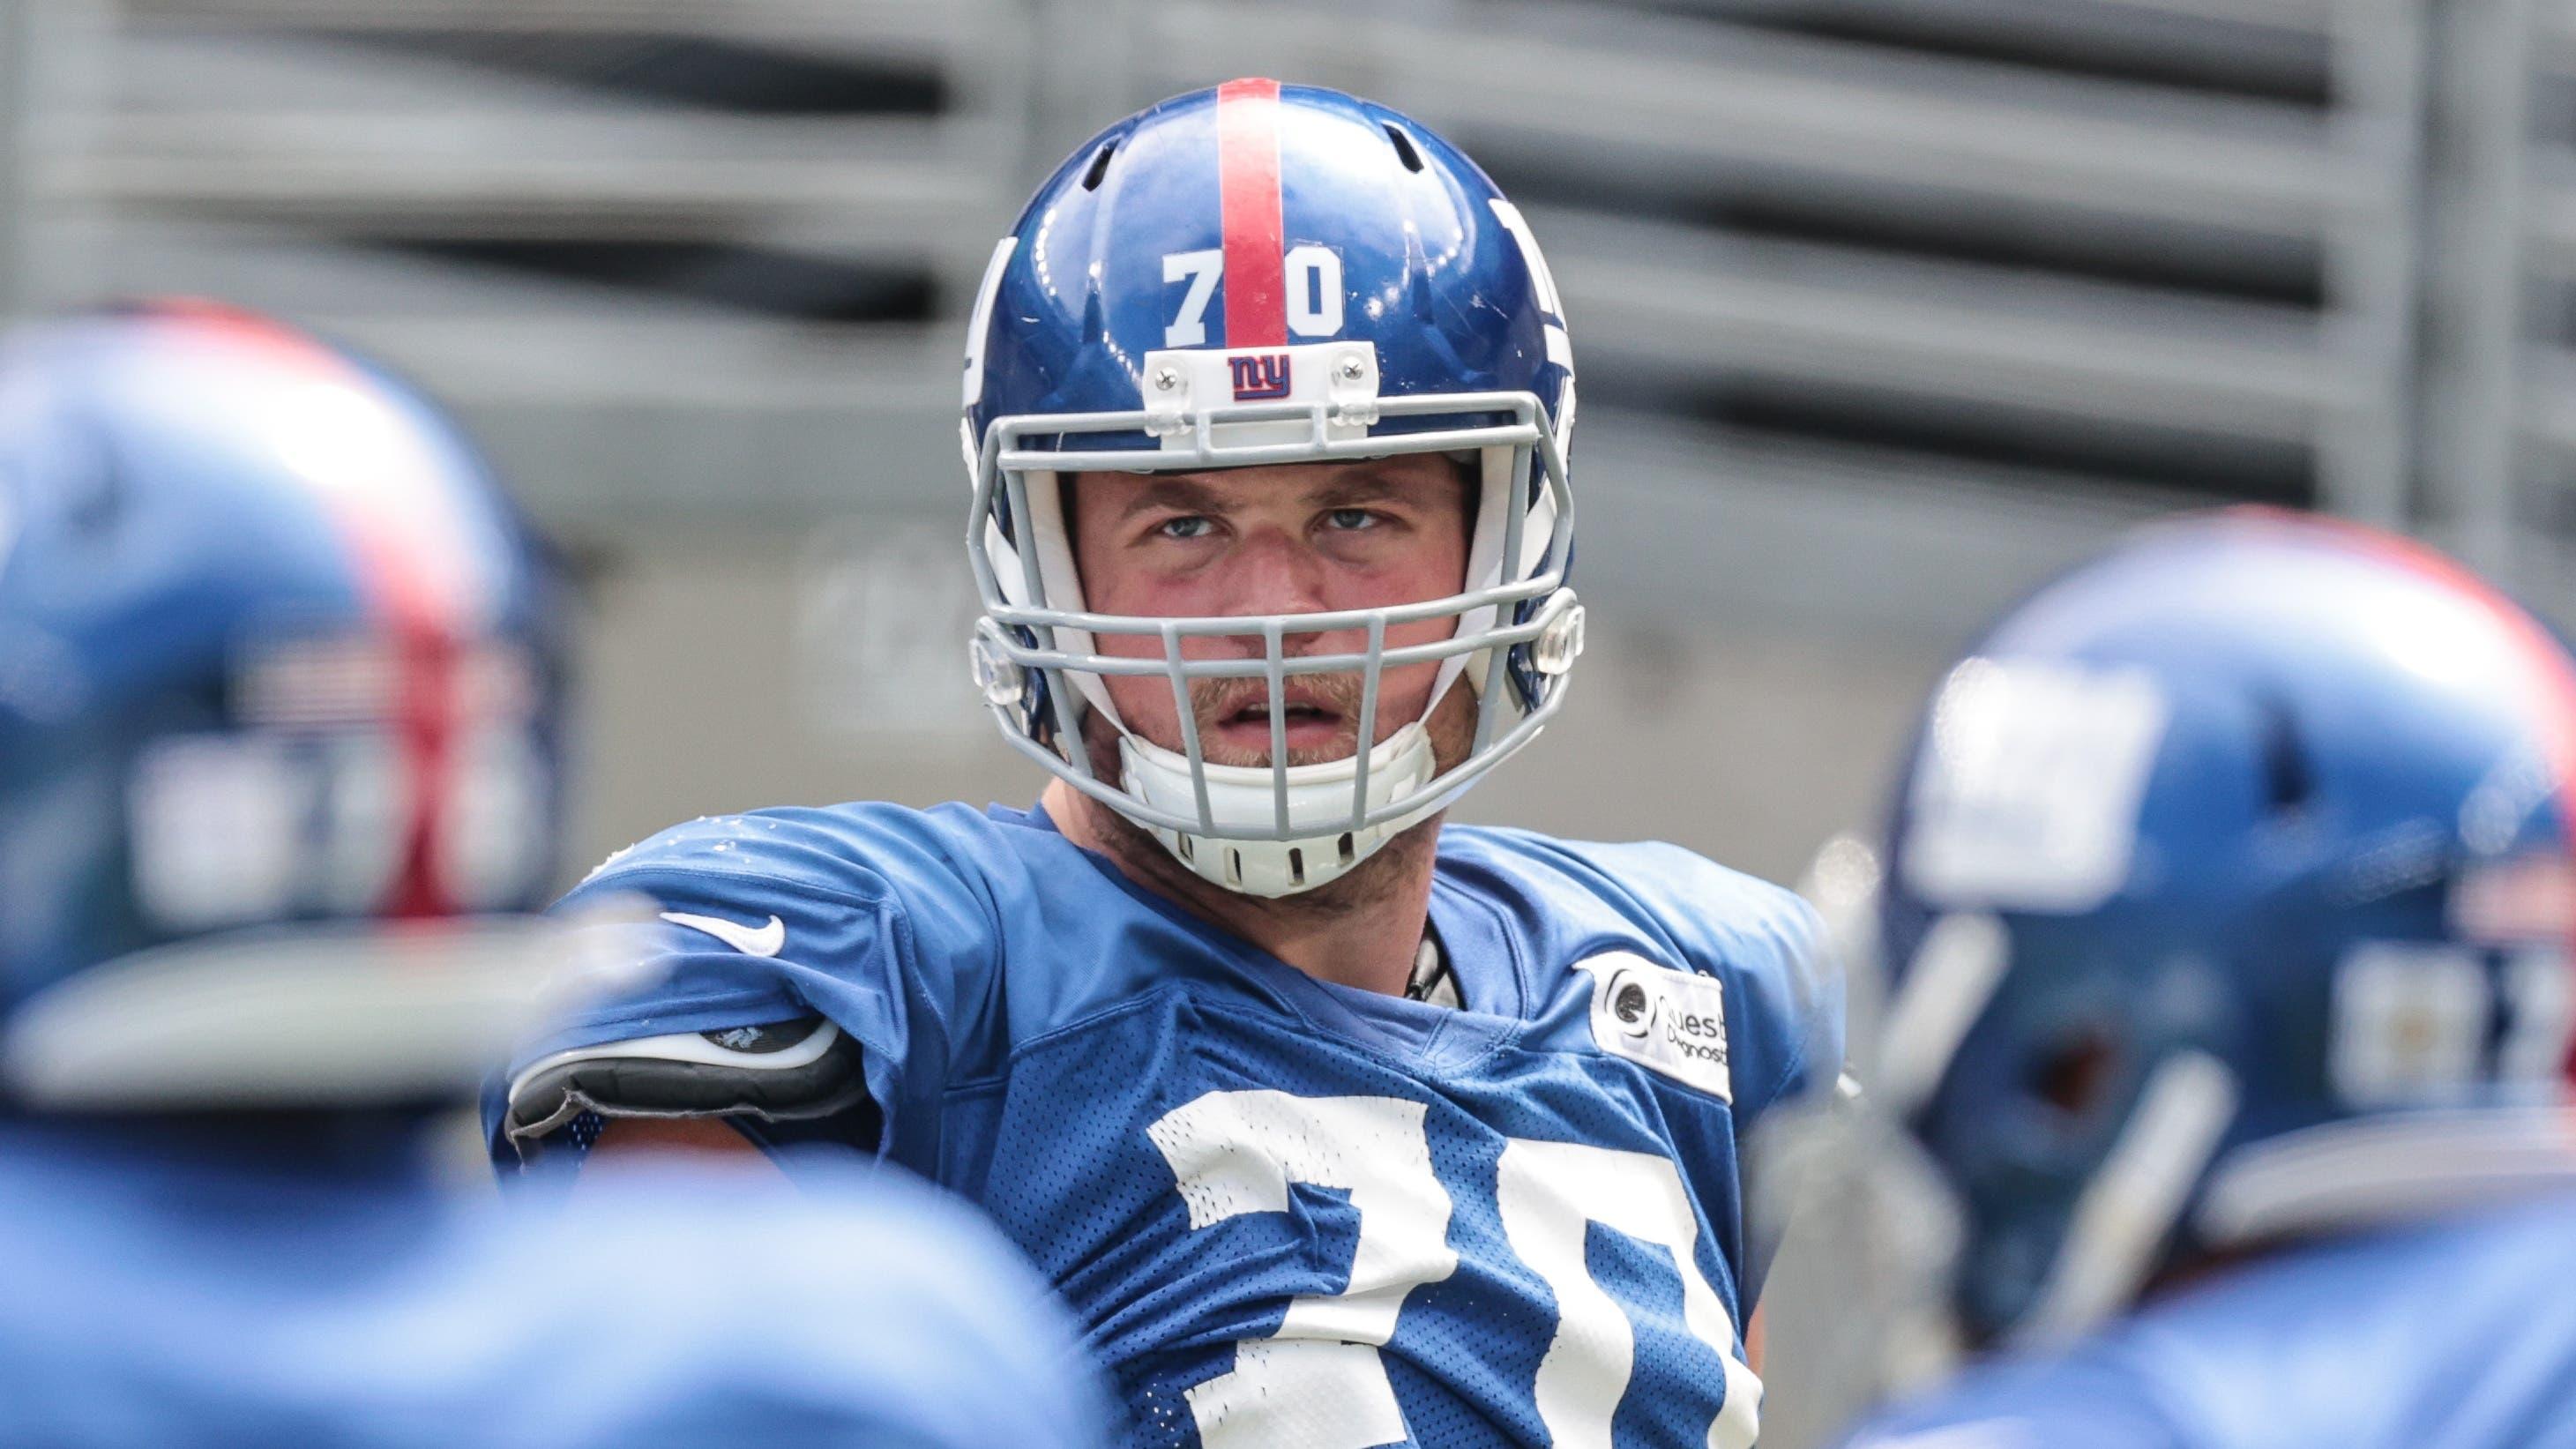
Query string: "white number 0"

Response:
xmin=1149 ymin=1090 xmax=1758 ymax=1449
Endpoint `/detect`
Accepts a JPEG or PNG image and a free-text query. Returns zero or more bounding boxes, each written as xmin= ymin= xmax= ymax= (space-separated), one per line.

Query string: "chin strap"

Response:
xmin=1405 ymin=931 xmax=1459 ymax=1008
xmin=1118 ymin=721 xmax=1442 ymax=897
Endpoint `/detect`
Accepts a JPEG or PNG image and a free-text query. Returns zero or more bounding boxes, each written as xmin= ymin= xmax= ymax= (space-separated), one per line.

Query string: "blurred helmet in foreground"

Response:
xmin=0 ymin=302 xmax=587 ymax=1110
xmin=961 ymin=78 xmax=1583 ymax=897
xmin=1847 ymin=508 xmax=2576 ymax=1363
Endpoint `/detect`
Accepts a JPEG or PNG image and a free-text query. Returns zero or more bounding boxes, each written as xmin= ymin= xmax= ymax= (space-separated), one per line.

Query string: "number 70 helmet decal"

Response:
xmin=961 ymin=80 xmax=1584 ymax=897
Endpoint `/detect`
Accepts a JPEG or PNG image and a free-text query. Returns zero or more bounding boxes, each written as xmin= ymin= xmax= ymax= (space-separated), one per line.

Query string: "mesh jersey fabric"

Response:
xmin=497 ymin=800 xmax=1842 ymax=1447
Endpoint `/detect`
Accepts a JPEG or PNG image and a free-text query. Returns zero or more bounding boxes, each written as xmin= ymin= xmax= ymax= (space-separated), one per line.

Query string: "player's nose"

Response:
xmin=1216 ymin=526 xmax=1332 ymax=628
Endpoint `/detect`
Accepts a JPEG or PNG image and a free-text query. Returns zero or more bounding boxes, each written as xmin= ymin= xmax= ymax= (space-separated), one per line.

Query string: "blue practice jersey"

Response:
xmin=500 ymin=800 xmax=1842 ymax=1448
xmin=1838 ymin=1191 xmax=2576 ymax=1449
xmin=0 ymin=1117 xmax=1111 ymax=1448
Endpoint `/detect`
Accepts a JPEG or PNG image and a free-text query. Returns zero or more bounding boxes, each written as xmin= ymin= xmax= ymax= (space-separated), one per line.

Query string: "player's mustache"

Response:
xmin=1189 ymin=671 xmax=1372 ymax=736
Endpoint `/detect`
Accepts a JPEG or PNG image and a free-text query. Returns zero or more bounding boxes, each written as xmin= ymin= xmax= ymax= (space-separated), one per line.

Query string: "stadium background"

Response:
xmin=0 ymin=2 xmax=2560 ymax=1443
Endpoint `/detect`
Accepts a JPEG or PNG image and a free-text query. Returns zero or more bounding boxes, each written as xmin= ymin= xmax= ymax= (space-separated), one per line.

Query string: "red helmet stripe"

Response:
xmin=155 ymin=305 xmax=474 ymax=920
xmin=1216 ymin=78 xmax=1288 ymax=349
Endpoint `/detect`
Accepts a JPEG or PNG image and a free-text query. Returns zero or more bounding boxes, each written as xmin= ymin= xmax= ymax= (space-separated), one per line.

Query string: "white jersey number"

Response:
xmin=1148 ymin=1090 xmax=1756 ymax=1449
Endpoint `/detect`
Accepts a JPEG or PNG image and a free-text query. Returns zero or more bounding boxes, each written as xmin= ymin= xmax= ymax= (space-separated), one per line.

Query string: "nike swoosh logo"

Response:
xmin=659 ymin=911 xmax=787 ymax=958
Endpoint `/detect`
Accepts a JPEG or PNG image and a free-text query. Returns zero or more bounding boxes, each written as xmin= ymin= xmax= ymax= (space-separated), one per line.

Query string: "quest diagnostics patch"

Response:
xmin=1574 ymin=952 xmax=1732 ymax=1102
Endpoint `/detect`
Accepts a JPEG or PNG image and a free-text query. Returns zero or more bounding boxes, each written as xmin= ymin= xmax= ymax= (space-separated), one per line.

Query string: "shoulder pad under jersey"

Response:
xmin=503 ymin=1016 xmax=870 ymax=1161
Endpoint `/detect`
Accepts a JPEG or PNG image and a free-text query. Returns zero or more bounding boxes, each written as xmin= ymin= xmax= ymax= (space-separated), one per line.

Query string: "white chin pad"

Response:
xmin=1119 ymin=723 xmax=1440 ymax=897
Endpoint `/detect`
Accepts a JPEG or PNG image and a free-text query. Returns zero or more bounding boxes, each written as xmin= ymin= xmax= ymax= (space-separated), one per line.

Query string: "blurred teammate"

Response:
xmin=1824 ymin=510 xmax=2576 ymax=1449
xmin=495 ymin=81 xmax=1840 ymax=1446
xmin=0 ymin=304 xmax=1110 ymax=1447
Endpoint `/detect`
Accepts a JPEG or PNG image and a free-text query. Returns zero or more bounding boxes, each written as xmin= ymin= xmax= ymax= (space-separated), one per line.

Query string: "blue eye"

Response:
xmin=1158 ymin=517 xmax=1213 ymax=541
xmin=1325 ymin=509 xmax=1378 ymax=531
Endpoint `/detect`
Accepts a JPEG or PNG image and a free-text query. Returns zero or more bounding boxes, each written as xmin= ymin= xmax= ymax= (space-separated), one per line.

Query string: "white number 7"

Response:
xmin=1163 ymin=250 xmax=1223 ymax=347
xmin=1150 ymin=1090 xmax=1757 ymax=1449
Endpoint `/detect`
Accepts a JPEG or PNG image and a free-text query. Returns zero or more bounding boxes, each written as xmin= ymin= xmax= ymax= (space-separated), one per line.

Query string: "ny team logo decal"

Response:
xmin=1228 ymin=353 xmax=1293 ymax=400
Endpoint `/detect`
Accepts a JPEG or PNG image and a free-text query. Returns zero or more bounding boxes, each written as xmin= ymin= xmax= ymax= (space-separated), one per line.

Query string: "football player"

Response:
xmin=0 ymin=302 xmax=1111 ymax=1447
xmin=1820 ymin=510 xmax=2576 ymax=1449
xmin=494 ymin=80 xmax=1842 ymax=1447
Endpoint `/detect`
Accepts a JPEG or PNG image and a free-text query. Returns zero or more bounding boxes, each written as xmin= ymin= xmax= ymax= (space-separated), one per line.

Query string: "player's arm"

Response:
xmin=490 ymin=807 xmax=994 ymax=1176
xmin=588 ymin=1116 xmax=767 ymax=1159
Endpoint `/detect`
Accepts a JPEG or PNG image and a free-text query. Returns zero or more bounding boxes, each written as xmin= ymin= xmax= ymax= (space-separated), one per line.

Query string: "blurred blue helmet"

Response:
xmin=962 ymin=79 xmax=1585 ymax=898
xmin=1871 ymin=509 xmax=2576 ymax=1350
xmin=0 ymin=302 xmax=579 ymax=1110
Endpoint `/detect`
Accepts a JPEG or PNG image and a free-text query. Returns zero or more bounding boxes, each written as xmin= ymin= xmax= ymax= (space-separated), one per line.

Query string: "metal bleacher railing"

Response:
xmin=0 ymin=0 xmax=2557 ymax=632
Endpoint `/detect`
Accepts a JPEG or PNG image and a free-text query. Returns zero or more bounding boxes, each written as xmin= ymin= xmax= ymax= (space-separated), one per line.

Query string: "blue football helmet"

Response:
xmin=962 ymin=79 xmax=1584 ymax=897
xmin=1854 ymin=508 xmax=2576 ymax=1356
xmin=0 ymin=302 xmax=581 ymax=1110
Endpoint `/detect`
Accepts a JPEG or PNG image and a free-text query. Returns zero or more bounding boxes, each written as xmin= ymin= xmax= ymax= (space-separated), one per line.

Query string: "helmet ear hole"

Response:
xmin=2030 ymin=1027 xmax=2121 ymax=1119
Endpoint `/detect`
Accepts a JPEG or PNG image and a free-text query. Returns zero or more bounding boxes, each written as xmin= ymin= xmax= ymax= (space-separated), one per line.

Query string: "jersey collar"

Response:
xmin=994 ymin=797 xmax=1531 ymax=1038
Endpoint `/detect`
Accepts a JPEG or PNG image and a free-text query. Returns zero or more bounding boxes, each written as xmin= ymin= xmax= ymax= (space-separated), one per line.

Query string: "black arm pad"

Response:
xmin=504 ymin=1016 xmax=871 ymax=1160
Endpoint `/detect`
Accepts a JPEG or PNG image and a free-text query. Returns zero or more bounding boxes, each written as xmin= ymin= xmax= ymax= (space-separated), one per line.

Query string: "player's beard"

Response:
xmin=1071 ymin=675 xmax=1478 ymax=922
